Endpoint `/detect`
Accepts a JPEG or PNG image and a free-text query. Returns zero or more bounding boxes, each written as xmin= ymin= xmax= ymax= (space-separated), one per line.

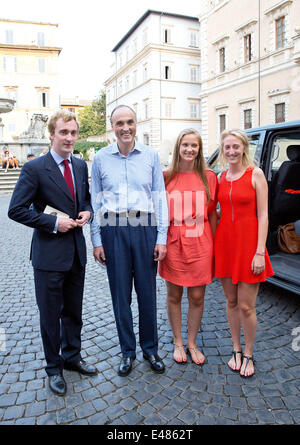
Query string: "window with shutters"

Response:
xmin=164 ymin=65 xmax=171 ymax=80
xmin=219 ymin=47 xmax=225 ymax=72
xmin=275 ymin=103 xmax=285 ymax=123
xmin=38 ymin=58 xmax=46 ymax=73
xmin=37 ymin=32 xmax=45 ymax=46
xmin=244 ymin=34 xmax=252 ymax=62
xmin=3 ymin=56 xmax=17 ymax=72
xmin=244 ymin=109 xmax=252 ymax=129
xmin=5 ymin=30 xmax=13 ymax=44
xmin=219 ymin=114 xmax=226 ymax=133
xmin=275 ymin=17 xmax=286 ymax=49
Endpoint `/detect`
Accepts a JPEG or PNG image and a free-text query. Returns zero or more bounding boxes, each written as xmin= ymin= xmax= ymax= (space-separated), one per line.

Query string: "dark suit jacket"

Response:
xmin=8 ymin=151 xmax=92 ymax=271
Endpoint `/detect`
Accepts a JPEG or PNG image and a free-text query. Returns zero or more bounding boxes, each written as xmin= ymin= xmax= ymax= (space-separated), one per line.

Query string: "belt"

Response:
xmin=103 ymin=211 xmax=151 ymax=218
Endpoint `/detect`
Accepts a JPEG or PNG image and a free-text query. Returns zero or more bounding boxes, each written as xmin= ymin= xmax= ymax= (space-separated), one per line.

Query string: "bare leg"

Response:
xmin=186 ymin=286 xmax=206 ymax=364
xmin=165 ymin=280 xmax=186 ymax=363
xmin=238 ymin=282 xmax=259 ymax=377
xmin=221 ymin=277 xmax=242 ymax=371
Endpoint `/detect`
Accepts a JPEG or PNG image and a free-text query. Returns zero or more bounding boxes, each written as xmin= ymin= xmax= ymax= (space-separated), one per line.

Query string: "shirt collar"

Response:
xmin=50 ymin=148 xmax=72 ymax=165
xmin=110 ymin=140 xmax=142 ymax=155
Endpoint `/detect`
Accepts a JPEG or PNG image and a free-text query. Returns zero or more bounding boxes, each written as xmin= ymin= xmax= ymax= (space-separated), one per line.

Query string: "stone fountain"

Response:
xmin=2 ymin=111 xmax=50 ymax=163
xmin=17 ymin=113 xmax=50 ymax=159
xmin=0 ymin=98 xmax=15 ymax=141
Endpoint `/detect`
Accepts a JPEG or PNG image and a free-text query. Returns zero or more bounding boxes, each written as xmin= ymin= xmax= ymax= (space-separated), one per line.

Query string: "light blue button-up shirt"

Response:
xmin=90 ymin=141 xmax=168 ymax=247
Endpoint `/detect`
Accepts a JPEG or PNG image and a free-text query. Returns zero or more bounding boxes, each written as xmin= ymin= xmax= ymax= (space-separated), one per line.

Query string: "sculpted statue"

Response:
xmin=20 ymin=114 xmax=49 ymax=140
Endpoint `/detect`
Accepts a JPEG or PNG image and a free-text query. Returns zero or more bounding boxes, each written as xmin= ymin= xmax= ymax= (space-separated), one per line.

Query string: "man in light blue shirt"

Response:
xmin=91 ymin=105 xmax=168 ymax=376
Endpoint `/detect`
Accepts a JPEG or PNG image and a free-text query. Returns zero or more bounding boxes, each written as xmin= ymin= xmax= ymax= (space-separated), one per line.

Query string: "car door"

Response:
xmin=260 ymin=128 xmax=300 ymax=295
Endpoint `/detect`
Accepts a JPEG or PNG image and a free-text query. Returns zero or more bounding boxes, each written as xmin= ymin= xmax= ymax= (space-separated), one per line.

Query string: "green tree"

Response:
xmin=78 ymin=90 xmax=106 ymax=139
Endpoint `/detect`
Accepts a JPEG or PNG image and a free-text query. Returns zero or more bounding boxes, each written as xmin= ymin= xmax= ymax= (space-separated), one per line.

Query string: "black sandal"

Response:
xmin=173 ymin=343 xmax=187 ymax=365
xmin=228 ymin=350 xmax=242 ymax=372
xmin=240 ymin=355 xmax=255 ymax=378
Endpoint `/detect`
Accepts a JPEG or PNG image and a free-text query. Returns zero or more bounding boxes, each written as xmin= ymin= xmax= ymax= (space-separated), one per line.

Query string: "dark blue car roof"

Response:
xmin=245 ymin=120 xmax=300 ymax=133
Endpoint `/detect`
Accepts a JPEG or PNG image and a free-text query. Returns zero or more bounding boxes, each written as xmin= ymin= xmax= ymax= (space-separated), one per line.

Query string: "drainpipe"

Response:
xmin=258 ymin=0 xmax=261 ymax=126
xmin=159 ymin=12 xmax=164 ymax=148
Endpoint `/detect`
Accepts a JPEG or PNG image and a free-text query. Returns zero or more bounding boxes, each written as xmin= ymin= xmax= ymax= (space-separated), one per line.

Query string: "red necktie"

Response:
xmin=63 ymin=159 xmax=75 ymax=200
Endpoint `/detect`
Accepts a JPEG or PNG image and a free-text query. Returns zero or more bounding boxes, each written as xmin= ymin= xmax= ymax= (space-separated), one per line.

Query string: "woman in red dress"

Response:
xmin=214 ymin=129 xmax=274 ymax=378
xmin=159 ymin=129 xmax=218 ymax=365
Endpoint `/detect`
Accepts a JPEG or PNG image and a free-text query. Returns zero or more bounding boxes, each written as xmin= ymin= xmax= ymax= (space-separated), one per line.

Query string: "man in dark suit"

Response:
xmin=8 ymin=110 xmax=97 ymax=396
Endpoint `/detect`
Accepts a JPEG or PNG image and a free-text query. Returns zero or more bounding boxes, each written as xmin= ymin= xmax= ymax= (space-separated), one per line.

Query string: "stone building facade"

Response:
xmin=0 ymin=18 xmax=61 ymax=141
xmin=105 ymin=10 xmax=201 ymax=163
xmin=199 ymin=0 xmax=300 ymax=153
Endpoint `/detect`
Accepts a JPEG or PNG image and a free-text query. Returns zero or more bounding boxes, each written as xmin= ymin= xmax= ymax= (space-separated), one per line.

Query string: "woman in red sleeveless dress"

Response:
xmin=159 ymin=129 xmax=218 ymax=365
xmin=214 ymin=129 xmax=274 ymax=378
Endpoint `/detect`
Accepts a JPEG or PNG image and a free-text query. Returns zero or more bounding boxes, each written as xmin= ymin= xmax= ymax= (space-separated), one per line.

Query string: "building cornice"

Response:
xmin=160 ymin=118 xmax=202 ymax=122
xmin=212 ymin=34 xmax=230 ymax=46
xmin=0 ymin=43 xmax=62 ymax=54
xmin=235 ymin=19 xmax=258 ymax=33
xmin=199 ymin=58 xmax=296 ymax=97
xmin=202 ymin=44 xmax=293 ymax=84
xmin=112 ymin=9 xmax=199 ymax=52
xmin=238 ymin=97 xmax=256 ymax=104
xmin=106 ymin=77 xmax=202 ymax=105
xmin=198 ymin=0 xmax=230 ymax=21
xmin=264 ymin=0 xmax=293 ymax=15
xmin=267 ymin=88 xmax=291 ymax=97
xmin=215 ymin=104 xmax=229 ymax=110
xmin=0 ymin=18 xmax=58 ymax=26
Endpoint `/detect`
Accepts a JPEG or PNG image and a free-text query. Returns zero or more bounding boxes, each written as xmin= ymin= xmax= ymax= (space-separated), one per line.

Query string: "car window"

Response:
xmin=248 ymin=135 xmax=260 ymax=161
xmin=269 ymin=136 xmax=300 ymax=180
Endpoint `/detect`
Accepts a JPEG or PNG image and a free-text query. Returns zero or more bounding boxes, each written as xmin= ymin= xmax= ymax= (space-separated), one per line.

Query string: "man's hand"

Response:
xmin=57 ymin=217 xmax=78 ymax=233
xmin=93 ymin=246 xmax=106 ymax=265
xmin=154 ymin=244 xmax=167 ymax=262
xmin=76 ymin=211 xmax=91 ymax=227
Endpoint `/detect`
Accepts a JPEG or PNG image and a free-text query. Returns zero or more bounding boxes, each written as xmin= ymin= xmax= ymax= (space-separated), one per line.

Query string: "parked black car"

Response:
xmin=207 ymin=120 xmax=300 ymax=295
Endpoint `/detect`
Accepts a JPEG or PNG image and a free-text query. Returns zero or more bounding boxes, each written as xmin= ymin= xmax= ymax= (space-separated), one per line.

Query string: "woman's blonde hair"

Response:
xmin=217 ymin=129 xmax=254 ymax=169
xmin=165 ymin=128 xmax=210 ymax=202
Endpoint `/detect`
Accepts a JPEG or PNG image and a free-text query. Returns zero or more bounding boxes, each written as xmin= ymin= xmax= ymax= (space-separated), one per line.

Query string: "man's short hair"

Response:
xmin=110 ymin=105 xmax=137 ymax=125
xmin=48 ymin=110 xmax=80 ymax=136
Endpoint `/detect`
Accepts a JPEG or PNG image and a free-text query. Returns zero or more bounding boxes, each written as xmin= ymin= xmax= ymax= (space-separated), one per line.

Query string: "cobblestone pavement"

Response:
xmin=0 ymin=193 xmax=300 ymax=426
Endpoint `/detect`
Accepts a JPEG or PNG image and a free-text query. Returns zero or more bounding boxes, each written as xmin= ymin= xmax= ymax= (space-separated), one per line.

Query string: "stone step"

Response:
xmin=0 ymin=170 xmax=21 ymax=176
xmin=0 ymin=169 xmax=21 ymax=172
xmin=0 ymin=180 xmax=17 ymax=185
xmin=0 ymin=186 xmax=15 ymax=194
xmin=0 ymin=168 xmax=21 ymax=194
xmin=0 ymin=168 xmax=90 ymax=194
xmin=0 ymin=175 xmax=19 ymax=182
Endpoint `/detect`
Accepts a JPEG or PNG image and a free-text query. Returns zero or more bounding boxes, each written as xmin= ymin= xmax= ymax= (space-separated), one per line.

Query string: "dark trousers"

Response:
xmin=101 ymin=217 xmax=158 ymax=357
xmin=34 ymin=253 xmax=85 ymax=376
